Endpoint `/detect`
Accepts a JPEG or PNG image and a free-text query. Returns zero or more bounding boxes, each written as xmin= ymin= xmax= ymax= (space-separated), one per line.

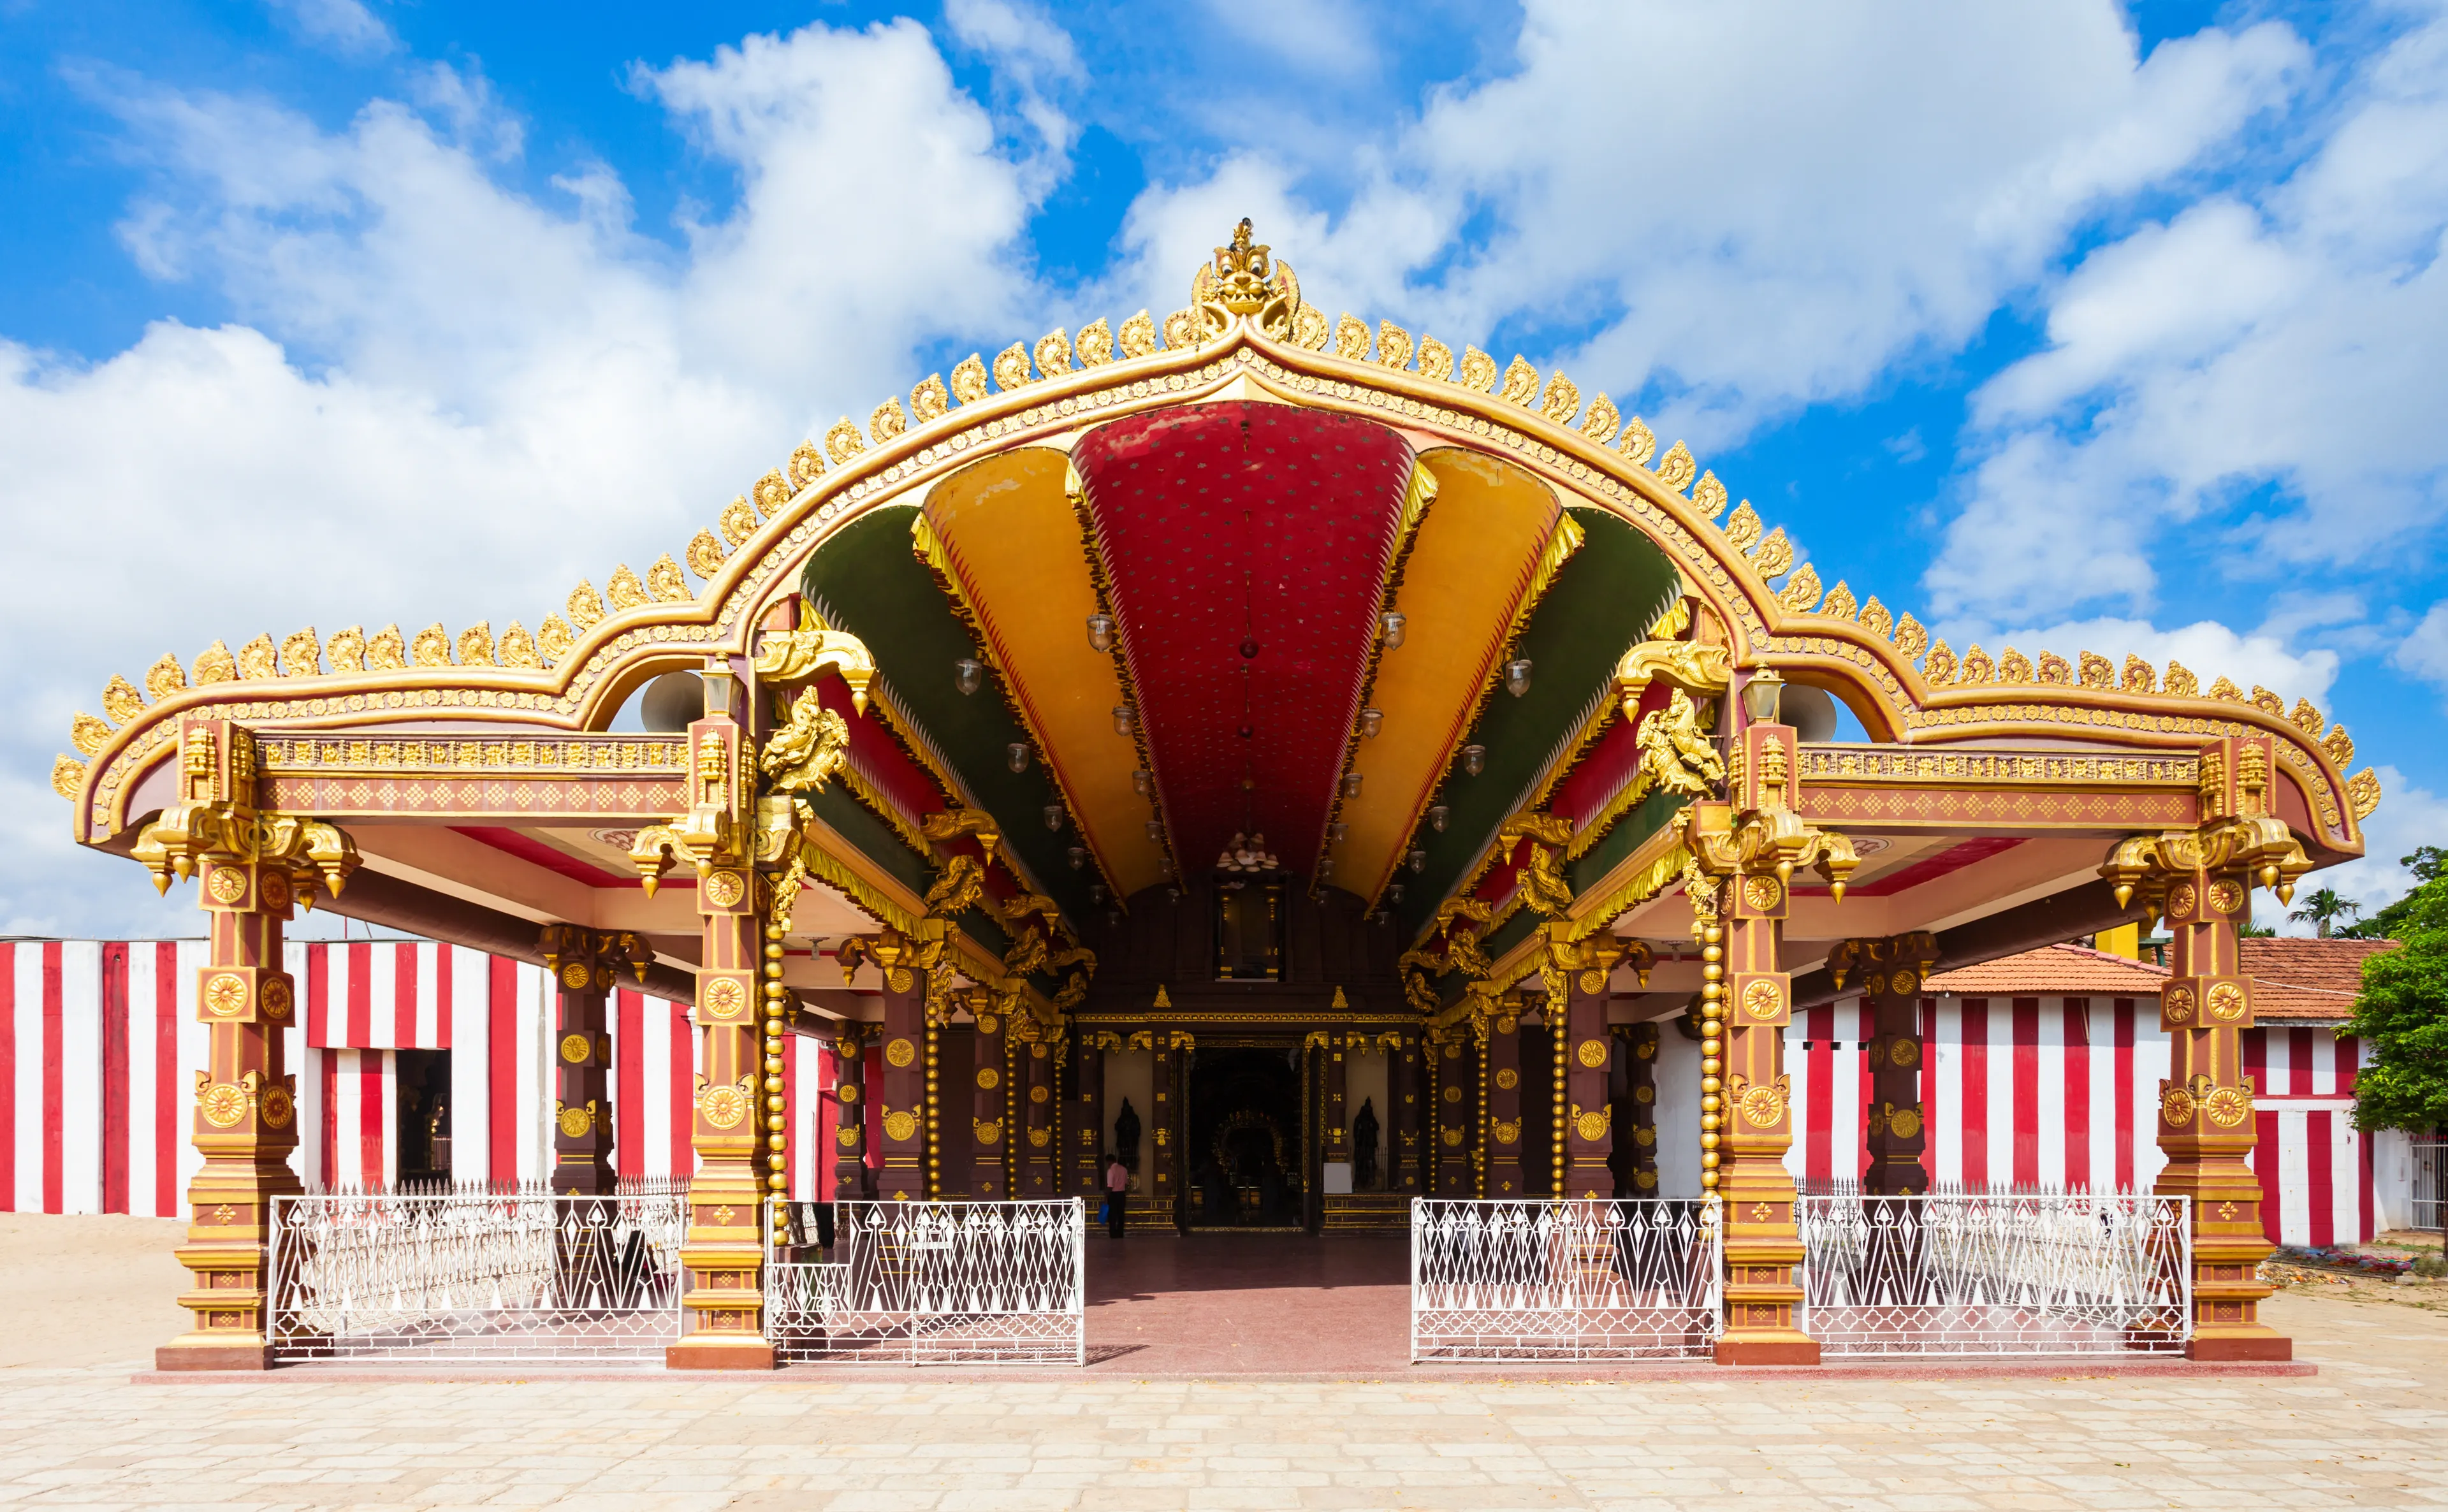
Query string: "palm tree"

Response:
xmin=2290 ymin=887 xmax=2359 ymax=939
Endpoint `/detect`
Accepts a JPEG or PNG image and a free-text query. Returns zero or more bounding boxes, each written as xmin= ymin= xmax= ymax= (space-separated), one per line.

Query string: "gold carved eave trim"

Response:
xmin=797 ymin=814 xmax=923 ymax=934
xmin=73 ymin=323 xmax=2358 ymax=869
xmin=1567 ymin=834 xmax=1691 ymax=940
xmin=1071 ymin=1009 xmax=1418 ymax=1028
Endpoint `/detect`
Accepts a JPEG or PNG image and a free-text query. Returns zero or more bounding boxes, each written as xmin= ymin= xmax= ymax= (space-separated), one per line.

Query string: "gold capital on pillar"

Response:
xmin=2099 ymin=733 xmax=2312 ymax=1362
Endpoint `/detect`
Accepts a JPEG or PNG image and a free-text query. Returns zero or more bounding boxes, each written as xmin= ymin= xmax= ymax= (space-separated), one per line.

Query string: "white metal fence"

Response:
xmin=1796 ymin=1191 xmax=2191 ymax=1355
xmin=2412 ymin=1138 xmax=2445 ymax=1232
xmin=764 ymin=1198 xmax=1086 ymax=1365
xmin=266 ymin=1179 xmax=687 ymax=1364
xmin=1410 ymin=1198 xmax=1722 ymax=1362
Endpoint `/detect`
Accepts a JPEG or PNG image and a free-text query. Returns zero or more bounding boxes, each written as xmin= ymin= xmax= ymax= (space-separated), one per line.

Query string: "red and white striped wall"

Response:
xmin=0 ymin=940 xmax=857 ymax=1216
xmin=1783 ymin=996 xmax=2377 ymax=1246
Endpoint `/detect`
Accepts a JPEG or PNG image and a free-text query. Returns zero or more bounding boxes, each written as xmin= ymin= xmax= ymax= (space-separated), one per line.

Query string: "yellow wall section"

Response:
xmin=921 ymin=449 xmax=1167 ymax=898
xmin=1334 ymin=448 xmax=1562 ymax=905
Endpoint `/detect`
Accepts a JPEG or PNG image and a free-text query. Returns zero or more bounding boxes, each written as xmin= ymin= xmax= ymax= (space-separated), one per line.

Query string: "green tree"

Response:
xmin=2345 ymin=847 xmax=2448 ymax=938
xmin=2291 ymin=886 xmax=2359 ymax=938
xmin=2342 ymin=878 xmax=2448 ymax=1133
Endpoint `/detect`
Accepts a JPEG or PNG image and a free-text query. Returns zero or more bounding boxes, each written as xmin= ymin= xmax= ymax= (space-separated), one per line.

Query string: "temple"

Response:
xmin=53 ymin=221 xmax=2384 ymax=1370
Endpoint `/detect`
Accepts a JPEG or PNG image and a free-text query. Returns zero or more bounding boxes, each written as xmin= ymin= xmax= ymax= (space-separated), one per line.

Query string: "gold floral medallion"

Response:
xmin=976 ymin=1067 xmax=1000 ymax=1090
xmin=1494 ymin=1068 xmax=1519 ymax=1090
xmin=203 ymin=973 xmax=249 ymax=1018
xmin=1743 ymin=874 xmax=1784 ymax=912
xmin=1578 ymin=970 xmax=1607 ymax=995
xmin=1742 ymin=979 xmax=1784 ymax=1021
xmin=560 ymin=1033 xmax=592 ymax=1064
xmin=699 ymin=1086 xmax=747 ymax=1130
xmin=1634 ymin=1084 xmax=1654 ymax=1105
xmin=2164 ymin=985 xmax=2197 ymax=1023
xmin=200 ymin=1082 xmax=249 ymax=1128
xmin=2160 ymin=1086 xmax=2197 ymax=1126
xmin=1028 ymin=1127 xmax=1051 ymax=1147
xmin=1029 ymin=1084 xmax=1049 ymax=1104
xmin=2208 ymin=879 xmax=2245 ymax=916
xmin=1888 ymin=1105 xmax=1923 ymax=1139
xmin=560 ymin=961 xmax=594 ymax=991
xmin=558 ymin=1103 xmax=595 ymax=1137
xmin=1492 ymin=1119 xmax=1521 ymax=1144
xmin=883 ymin=1110 xmax=919 ymax=1142
xmin=978 ymin=1014 xmax=1000 ymax=1035
xmin=259 ymin=977 xmax=291 ymax=1020
xmin=885 ymin=1036 xmax=917 ymax=1068
xmin=258 ymin=1084 xmax=294 ymax=1130
xmin=836 ymin=1083 xmax=860 ymax=1103
xmin=973 ymin=1119 xmax=1003 ymax=1146
xmin=2167 ymin=882 xmax=2199 ymax=920
xmin=836 ymin=1126 xmax=861 ymax=1148
xmin=2204 ymin=1086 xmax=2252 ymax=1128
xmin=1576 ymin=1038 xmax=1609 ymax=1068
xmin=704 ymin=977 xmax=749 ymax=1020
xmin=1575 ymin=1110 xmax=1610 ymax=1142
xmin=1737 ymin=1080 xmax=1786 ymax=1128
xmin=259 ymin=871 xmax=289 ymax=910
xmin=2207 ymin=982 xmax=2247 ymax=1022
xmin=1441 ymin=1126 xmax=1464 ymax=1147
xmin=206 ymin=868 xmax=249 ymax=905
xmin=1863 ymin=971 xmax=1889 ymax=998
xmin=703 ymin=869 xmax=745 ymax=908
xmin=1443 ymin=1084 xmax=1463 ymax=1103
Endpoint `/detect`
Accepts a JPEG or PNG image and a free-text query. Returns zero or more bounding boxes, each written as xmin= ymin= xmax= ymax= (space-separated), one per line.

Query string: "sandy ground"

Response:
xmin=3 ymin=1215 xmax=2445 ymax=1508
xmin=0 ymin=1212 xmax=187 ymax=1369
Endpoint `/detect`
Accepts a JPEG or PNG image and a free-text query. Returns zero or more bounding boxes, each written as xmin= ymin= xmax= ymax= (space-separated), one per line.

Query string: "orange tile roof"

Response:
xmin=2236 ymin=937 xmax=2396 ymax=1022
xmin=1924 ymin=942 xmax=2169 ymax=996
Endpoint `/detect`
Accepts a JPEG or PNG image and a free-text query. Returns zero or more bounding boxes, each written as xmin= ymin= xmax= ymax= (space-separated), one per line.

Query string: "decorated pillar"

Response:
xmin=539 ymin=927 xmax=650 ymax=1195
xmin=1137 ymin=1029 xmax=1188 ymax=1231
xmin=1686 ymin=711 xmax=1857 ymax=1366
xmin=1481 ymin=993 xmax=1526 ymax=1199
xmin=970 ymin=993 xmax=1010 ymax=1200
xmin=868 ymin=931 xmax=929 ymax=1202
xmin=1430 ymin=1026 xmax=1474 ymax=1196
xmin=2101 ymin=734 xmax=2310 ymax=1361
xmin=1545 ymin=926 xmax=1645 ymax=1199
xmin=138 ymin=718 xmax=357 ymax=1370
xmin=1829 ymin=933 xmax=1939 ymax=1195
xmin=1318 ymin=1029 xmax=1350 ymax=1174
xmin=828 ymin=1024 xmax=873 ymax=1200
xmin=1613 ymin=1022 xmax=1661 ymax=1195
xmin=655 ymin=701 xmax=773 ymax=1369
xmin=1021 ymin=1022 xmax=1059 ymax=1196
xmin=1387 ymin=1031 xmax=1421 ymax=1195
xmin=1074 ymin=1031 xmax=1110 ymax=1194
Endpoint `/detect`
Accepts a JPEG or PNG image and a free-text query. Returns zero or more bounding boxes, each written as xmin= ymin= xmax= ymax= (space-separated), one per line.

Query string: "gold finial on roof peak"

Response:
xmin=1210 ymin=218 xmax=1272 ymax=314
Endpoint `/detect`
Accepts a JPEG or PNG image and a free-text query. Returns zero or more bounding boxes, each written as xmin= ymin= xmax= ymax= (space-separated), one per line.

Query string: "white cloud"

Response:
xmin=940 ymin=0 xmax=1081 ymax=180
xmin=2396 ymin=600 xmax=2448 ymax=690
xmin=1929 ymin=4 xmax=2448 ymax=622
xmin=266 ymin=0 xmax=395 ymax=58
xmin=4 ymin=19 xmax=1067 ymax=936
xmin=1932 ymin=613 xmax=2339 ymax=708
xmin=1113 ymin=2 xmax=2303 ymax=449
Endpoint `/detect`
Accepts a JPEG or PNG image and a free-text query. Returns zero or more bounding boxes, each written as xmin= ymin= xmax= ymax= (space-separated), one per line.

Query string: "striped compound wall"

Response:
xmin=0 ymin=940 xmax=2396 ymax=1244
xmin=0 ymin=940 xmax=837 ymax=1218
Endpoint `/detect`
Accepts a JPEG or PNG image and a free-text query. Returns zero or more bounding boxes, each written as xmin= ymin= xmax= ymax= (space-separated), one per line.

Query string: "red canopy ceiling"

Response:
xmin=1072 ymin=403 xmax=1416 ymax=878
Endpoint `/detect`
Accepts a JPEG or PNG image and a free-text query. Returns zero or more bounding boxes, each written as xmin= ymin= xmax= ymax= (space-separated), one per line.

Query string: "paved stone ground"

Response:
xmin=5 ymin=1218 xmax=2447 ymax=1508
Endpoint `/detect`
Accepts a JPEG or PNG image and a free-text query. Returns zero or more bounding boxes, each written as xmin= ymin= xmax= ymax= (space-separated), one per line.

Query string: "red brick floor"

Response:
xmin=1083 ymin=1233 xmax=1410 ymax=1374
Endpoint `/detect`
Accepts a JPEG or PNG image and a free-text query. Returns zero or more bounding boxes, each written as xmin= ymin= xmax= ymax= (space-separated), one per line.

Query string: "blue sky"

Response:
xmin=3 ymin=0 xmax=2444 ymax=937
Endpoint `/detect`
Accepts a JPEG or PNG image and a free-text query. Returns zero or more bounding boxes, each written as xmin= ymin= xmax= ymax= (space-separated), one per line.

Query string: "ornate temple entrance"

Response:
xmin=58 ymin=219 xmax=2384 ymax=1370
xmin=1186 ymin=1046 xmax=1304 ymax=1228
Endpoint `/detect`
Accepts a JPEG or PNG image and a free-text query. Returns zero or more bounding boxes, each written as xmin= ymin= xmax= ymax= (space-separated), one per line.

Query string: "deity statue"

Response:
xmin=1114 ymin=1098 xmax=1141 ymax=1174
xmin=1352 ymin=1097 xmax=1380 ymax=1191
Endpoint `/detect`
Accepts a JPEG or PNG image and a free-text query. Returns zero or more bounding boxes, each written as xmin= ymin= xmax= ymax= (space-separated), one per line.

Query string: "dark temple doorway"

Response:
xmin=1186 ymin=1047 xmax=1304 ymax=1228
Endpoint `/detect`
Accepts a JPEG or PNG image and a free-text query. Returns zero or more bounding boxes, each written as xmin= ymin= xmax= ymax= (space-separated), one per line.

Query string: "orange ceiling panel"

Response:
xmin=918 ymin=449 xmax=1167 ymax=898
xmin=1331 ymin=447 xmax=1566 ymax=905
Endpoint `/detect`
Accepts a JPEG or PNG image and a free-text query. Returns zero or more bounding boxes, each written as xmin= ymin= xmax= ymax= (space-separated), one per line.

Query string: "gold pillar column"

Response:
xmin=667 ymin=708 xmax=772 ymax=1370
xmin=828 ymin=1024 xmax=872 ymax=1200
xmin=1687 ymin=713 xmax=1856 ymax=1366
xmin=1829 ymin=933 xmax=1939 ymax=1196
xmin=137 ymin=718 xmax=356 ymax=1371
xmin=970 ymin=993 xmax=1010 ymax=1200
xmin=1021 ymin=1022 xmax=1059 ymax=1196
xmin=2102 ymin=734 xmax=2310 ymax=1362
xmin=1481 ymin=994 xmax=1525 ymax=1198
